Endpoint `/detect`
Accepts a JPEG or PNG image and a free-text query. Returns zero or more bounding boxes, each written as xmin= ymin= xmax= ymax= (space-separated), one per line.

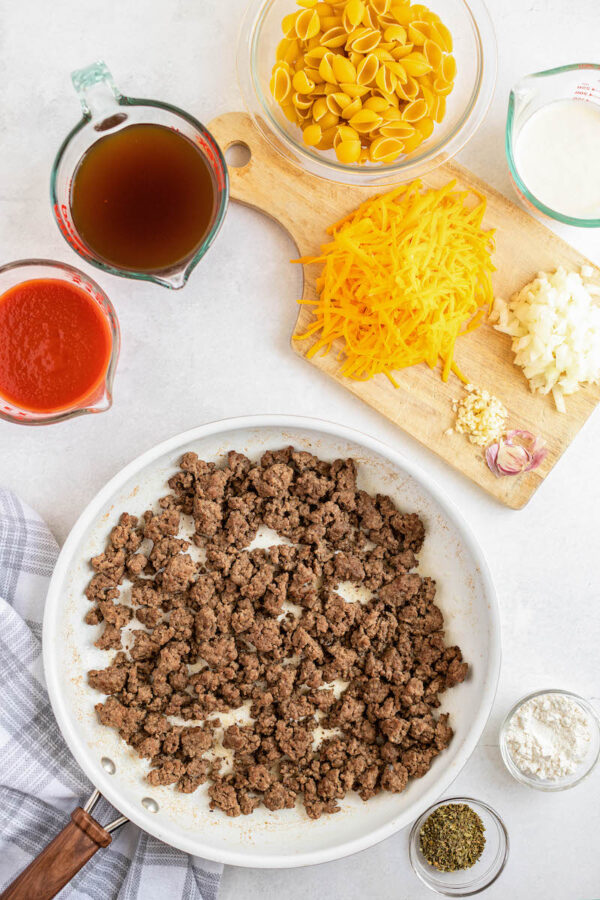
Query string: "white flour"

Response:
xmin=506 ymin=693 xmax=592 ymax=780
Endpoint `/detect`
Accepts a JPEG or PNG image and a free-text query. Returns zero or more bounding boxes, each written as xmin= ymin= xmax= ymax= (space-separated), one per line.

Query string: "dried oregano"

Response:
xmin=419 ymin=803 xmax=486 ymax=871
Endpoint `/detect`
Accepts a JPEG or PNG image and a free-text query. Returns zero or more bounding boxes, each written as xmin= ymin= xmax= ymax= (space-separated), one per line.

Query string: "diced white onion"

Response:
xmin=491 ymin=267 xmax=600 ymax=412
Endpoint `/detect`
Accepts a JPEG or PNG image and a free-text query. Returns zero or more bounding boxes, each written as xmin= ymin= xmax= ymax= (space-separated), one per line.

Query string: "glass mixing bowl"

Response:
xmin=237 ymin=0 xmax=497 ymax=185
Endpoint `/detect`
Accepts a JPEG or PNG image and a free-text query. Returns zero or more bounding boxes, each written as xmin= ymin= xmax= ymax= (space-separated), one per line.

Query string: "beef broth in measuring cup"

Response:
xmin=71 ymin=124 xmax=218 ymax=274
xmin=52 ymin=62 xmax=229 ymax=289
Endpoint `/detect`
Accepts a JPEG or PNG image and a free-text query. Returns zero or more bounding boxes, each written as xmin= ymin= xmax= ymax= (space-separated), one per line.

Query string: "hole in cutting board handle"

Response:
xmin=225 ymin=141 xmax=251 ymax=168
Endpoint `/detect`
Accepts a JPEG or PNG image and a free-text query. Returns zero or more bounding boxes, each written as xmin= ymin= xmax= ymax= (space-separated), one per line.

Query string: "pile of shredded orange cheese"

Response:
xmin=294 ymin=179 xmax=495 ymax=385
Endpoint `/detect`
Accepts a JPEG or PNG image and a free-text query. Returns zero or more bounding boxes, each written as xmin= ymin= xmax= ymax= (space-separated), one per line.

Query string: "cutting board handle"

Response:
xmin=209 ymin=111 xmax=357 ymax=255
xmin=209 ymin=111 xmax=306 ymax=242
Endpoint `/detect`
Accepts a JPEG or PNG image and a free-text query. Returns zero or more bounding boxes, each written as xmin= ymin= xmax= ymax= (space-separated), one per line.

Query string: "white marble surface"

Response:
xmin=1 ymin=0 xmax=600 ymax=897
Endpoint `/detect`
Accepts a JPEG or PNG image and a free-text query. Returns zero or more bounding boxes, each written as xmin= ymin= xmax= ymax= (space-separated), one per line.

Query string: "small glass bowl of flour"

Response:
xmin=499 ymin=689 xmax=600 ymax=791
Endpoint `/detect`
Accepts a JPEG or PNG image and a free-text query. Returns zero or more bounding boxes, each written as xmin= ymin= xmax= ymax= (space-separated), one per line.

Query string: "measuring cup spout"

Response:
xmin=158 ymin=267 xmax=191 ymax=290
xmin=71 ymin=61 xmax=124 ymax=127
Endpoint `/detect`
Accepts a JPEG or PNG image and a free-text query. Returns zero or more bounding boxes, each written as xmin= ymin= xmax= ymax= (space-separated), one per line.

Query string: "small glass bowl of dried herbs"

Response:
xmin=409 ymin=798 xmax=509 ymax=896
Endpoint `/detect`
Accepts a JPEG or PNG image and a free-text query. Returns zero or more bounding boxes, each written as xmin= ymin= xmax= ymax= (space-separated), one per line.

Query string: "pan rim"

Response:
xmin=42 ymin=414 xmax=501 ymax=868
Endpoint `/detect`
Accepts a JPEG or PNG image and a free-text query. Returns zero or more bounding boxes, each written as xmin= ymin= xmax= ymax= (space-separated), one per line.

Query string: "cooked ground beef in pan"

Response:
xmin=86 ymin=448 xmax=468 ymax=819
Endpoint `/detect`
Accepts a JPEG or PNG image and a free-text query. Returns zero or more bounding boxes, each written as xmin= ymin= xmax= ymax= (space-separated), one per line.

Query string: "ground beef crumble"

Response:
xmin=86 ymin=448 xmax=468 ymax=819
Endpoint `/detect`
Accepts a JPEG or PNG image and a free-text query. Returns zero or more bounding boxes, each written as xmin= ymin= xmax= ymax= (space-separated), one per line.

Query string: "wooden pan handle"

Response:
xmin=0 ymin=807 xmax=111 ymax=900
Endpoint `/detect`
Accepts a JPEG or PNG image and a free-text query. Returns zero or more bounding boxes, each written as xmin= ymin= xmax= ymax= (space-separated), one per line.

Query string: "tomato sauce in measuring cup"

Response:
xmin=0 ymin=261 xmax=119 ymax=425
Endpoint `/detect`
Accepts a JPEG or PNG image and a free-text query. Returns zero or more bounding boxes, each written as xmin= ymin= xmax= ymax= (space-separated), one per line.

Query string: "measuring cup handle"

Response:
xmin=71 ymin=60 xmax=123 ymax=121
xmin=0 ymin=807 xmax=112 ymax=900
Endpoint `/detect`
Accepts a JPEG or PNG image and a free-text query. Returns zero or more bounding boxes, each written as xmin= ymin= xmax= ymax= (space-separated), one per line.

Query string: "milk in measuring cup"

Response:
xmin=514 ymin=99 xmax=600 ymax=219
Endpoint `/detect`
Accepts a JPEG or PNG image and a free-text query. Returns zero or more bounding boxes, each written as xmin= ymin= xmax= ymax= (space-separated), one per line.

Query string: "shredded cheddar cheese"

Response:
xmin=293 ymin=179 xmax=495 ymax=385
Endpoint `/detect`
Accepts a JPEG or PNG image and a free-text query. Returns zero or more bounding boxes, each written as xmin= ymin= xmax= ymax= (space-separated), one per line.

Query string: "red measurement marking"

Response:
xmin=54 ymin=203 xmax=89 ymax=256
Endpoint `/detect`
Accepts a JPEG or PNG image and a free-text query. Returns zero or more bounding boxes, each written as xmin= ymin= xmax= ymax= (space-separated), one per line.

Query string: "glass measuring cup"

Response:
xmin=0 ymin=259 xmax=120 ymax=426
xmin=51 ymin=61 xmax=229 ymax=289
xmin=506 ymin=63 xmax=600 ymax=227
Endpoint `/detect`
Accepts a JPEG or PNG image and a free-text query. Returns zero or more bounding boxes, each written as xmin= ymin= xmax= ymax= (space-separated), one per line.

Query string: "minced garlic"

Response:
xmin=452 ymin=384 xmax=507 ymax=446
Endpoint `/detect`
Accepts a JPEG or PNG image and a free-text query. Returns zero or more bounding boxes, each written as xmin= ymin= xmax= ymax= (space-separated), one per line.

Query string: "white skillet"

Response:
xmin=4 ymin=416 xmax=501 ymax=897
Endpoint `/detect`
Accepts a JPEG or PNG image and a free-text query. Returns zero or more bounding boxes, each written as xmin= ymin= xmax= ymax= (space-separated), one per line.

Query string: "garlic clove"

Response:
xmin=486 ymin=430 xmax=547 ymax=477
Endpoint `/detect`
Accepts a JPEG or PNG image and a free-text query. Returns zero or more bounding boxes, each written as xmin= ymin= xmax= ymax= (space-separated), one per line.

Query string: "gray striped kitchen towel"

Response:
xmin=0 ymin=489 xmax=223 ymax=900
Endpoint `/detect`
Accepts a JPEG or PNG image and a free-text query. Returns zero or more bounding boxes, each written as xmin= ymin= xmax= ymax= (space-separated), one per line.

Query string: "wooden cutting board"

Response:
xmin=208 ymin=111 xmax=600 ymax=508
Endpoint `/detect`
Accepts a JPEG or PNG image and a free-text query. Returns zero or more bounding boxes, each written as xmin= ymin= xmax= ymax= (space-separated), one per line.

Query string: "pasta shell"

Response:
xmin=378 ymin=88 xmax=400 ymax=107
xmin=294 ymin=70 xmax=316 ymax=93
xmin=276 ymin=37 xmax=292 ymax=61
xmin=363 ymin=94 xmax=389 ymax=112
xmin=320 ymin=25 xmax=348 ymax=47
xmin=320 ymin=14 xmax=342 ymax=30
xmin=356 ymin=53 xmax=379 ymax=84
xmin=304 ymin=45 xmax=329 ymax=63
xmin=395 ymin=76 xmax=418 ymax=101
xmin=318 ymin=52 xmax=338 ymax=83
xmin=312 ymin=96 xmax=329 ymax=120
xmin=390 ymin=4 xmax=413 ymax=25
xmin=319 ymin=110 xmax=341 ymax=129
xmin=369 ymin=135 xmax=404 ymax=162
xmin=361 ymin=5 xmax=379 ymax=29
xmin=433 ymin=76 xmax=454 ymax=96
xmin=379 ymin=119 xmax=415 ymax=137
xmin=386 ymin=60 xmax=407 ymax=82
xmin=414 ymin=116 xmax=434 ymax=140
xmin=281 ymin=103 xmax=299 ymax=123
xmin=335 ymin=139 xmax=362 ymax=163
xmin=349 ymin=108 xmax=384 ymax=132
xmin=380 ymin=105 xmax=403 ymax=120
xmin=292 ymin=91 xmax=314 ymax=110
xmin=402 ymin=98 xmax=427 ymax=121
xmin=343 ymin=0 xmax=365 ymax=29
xmin=441 ymin=54 xmax=457 ymax=82
xmin=370 ymin=0 xmax=391 ymax=14
xmin=284 ymin=38 xmax=302 ymax=64
xmin=296 ymin=104 xmax=313 ymax=122
xmin=408 ymin=21 xmax=429 ymax=44
xmin=305 ymin=66 xmax=325 ymax=84
xmin=349 ymin=27 xmax=381 ymax=53
xmin=316 ymin=125 xmax=338 ymax=150
xmin=383 ymin=23 xmax=407 ymax=42
xmin=302 ymin=123 xmax=322 ymax=145
xmin=391 ymin=42 xmax=414 ymax=59
xmin=270 ymin=67 xmax=292 ymax=103
xmin=400 ymin=129 xmax=424 ymax=153
xmin=375 ymin=65 xmax=397 ymax=94
xmin=295 ymin=8 xmax=321 ymax=40
xmin=434 ymin=21 xmax=453 ymax=51
xmin=419 ymin=83 xmax=435 ymax=114
xmin=423 ymin=38 xmax=442 ymax=70
xmin=434 ymin=94 xmax=446 ymax=123
xmin=372 ymin=47 xmax=394 ymax=61
xmin=327 ymin=91 xmax=353 ymax=115
xmin=334 ymin=124 xmax=360 ymax=145
xmin=340 ymin=82 xmax=371 ymax=97
xmin=281 ymin=12 xmax=298 ymax=37
xmin=402 ymin=52 xmax=432 ymax=76
xmin=341 ymin=96 xmax=363 ymax=119
xmin=332 ymin=55 xmax=358 ymax=82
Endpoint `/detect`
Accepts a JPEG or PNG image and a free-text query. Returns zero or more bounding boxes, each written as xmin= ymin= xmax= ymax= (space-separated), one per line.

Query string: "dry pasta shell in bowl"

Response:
xmin=238 ymin=0 xmax=497 ymax=185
